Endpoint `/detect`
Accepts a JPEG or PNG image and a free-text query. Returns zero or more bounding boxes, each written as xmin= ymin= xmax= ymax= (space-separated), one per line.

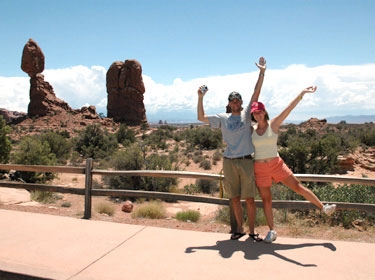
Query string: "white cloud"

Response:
xmin=0 ymin=76 xmax=29 ymax=111
xmin=1 ymin=64 xmax=374 ymax=123
xmin=44 ymin=65 xmax=107 ymax=110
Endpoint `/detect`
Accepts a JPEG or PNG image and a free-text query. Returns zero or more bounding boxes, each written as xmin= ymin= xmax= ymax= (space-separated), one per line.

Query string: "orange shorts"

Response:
xmin=254 ymin=157 xmax=293 ymax=188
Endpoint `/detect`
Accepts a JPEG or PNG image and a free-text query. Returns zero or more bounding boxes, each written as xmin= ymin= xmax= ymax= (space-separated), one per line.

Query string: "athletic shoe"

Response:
xmin=264 ymin=230 xmax=277 ymax=243
xmin=323 ymin=204 xmax=336 ymax=216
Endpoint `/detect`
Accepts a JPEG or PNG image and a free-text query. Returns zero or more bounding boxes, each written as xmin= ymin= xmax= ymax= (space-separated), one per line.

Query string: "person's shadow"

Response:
xmin=185 ymin=237 xmax=336 ymax=267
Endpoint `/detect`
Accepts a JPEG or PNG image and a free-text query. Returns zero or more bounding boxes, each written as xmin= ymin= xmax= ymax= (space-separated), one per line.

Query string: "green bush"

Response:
xmin=131 ymin=201 xmax=166 ymax=219
xmin=74 ymin=124 xmax=118 ymax=159
xmin=105 ymin=144 xmax=144 ymax=190
xmin=0 ymin=115 xmax=11 ymax=163
xmin=39 ymin=130 xmax=72 ymax=164
xmin=184 ymin=184 xmax=200 ymax=195
xmin=175 ymin=210 xmax=200 ymax=222
xmin=144 ymin=153 xmax=178 ymax=192
xmin=11 ymin=136 xmax=57 ymax=183
xmin=95 ymin=202 xmax=115 ymax=216
xmin=61 ymin=201 xmax=72 ymax=208
xmin=31 ymin=191 xmax=61 ymax=204
xmin=116 ymin=123 xmax=136 ymax=146
xmin=196 ymin=179 xmax=218 ymax=194
xmin=199 ymin=159 xmax=212 ymax=170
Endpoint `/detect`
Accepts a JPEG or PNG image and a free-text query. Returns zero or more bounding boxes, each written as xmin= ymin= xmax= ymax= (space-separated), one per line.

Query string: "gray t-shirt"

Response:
xmin=207 ymin=103 xmax=254 ymax=158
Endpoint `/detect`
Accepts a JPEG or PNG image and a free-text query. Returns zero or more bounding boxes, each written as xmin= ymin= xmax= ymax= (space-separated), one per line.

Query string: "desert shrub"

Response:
xmin=105 ymin=144 xmax=144 ymax=190
xmin=212 ymin=150 xmax=222 ymax=162
xmin=215 ymin=206 xmax=231 ymax=224
xmin=271 ymin=183 xmax=375 ymax=228
xmin=31 ymin=191 xmax=61 ymax=204
xmin=131 ymin=200 xmax=166 ymax=219
xmin=184 ymin=184 xmax=200 ymax=195
xmin=196 ymin=179 xmax=219 ymax=194
xmin=144 ymin=153 xmax=178 ymax=192
xmin=95 ymin=202 xmax=115 ymax=216
xmin=116 ymin=123 xmax=136 ymax=146
xmin=193 ymin=126 xmax=223 ymax=149
xmin=192 ymin=150 xmax=204 ymax=163
xmin=61 ymin=201 xmax=72 ymax=208
xmin=70 ymin=151 xmax=84 ymax=166
xmin=199 ymin=159 xmax=212 ymax=170
xmin=74 ymin=124 xmax=118 ymax=159
xmin=358 ymin=123 xmax=375 ymax=146
xmin=39 ymin=130 xmax=72 ymax=164
xmin=310 ymin=133 xmax=341 ymax=174
xmin=143 ymin=126 xmax=175 ymax=149
xmin=175 ymin=210 xmax=200 ymax=222
xmin=279 ymin=136 xmax=310 ymax=174
xmin=11 ymin=136 xmax=57 ymax=183
xmin=0 ymin=115 xmax=11 ymax=163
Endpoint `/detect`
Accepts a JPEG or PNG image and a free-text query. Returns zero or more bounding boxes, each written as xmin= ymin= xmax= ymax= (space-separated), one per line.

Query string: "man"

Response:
xmin=197 ymin=57 xmax=266 ymax=241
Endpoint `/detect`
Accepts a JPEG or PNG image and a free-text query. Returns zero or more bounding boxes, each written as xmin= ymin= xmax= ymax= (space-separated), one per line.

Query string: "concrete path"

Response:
xmin=0 ymin=209 xmax=374 ymax=280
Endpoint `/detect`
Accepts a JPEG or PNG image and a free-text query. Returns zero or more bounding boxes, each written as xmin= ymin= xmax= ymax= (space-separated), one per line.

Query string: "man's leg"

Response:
xmin=245 ymin=197 xmax=256 ymax=234
xmin=229 ymin=198 xmax=238 ymax=233
xmin=231 ymin=196 xmax=244 ymax=233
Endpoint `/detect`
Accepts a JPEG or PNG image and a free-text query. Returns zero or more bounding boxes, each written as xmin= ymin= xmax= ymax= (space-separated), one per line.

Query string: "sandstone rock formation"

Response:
xmin=106 ymin=59 xmax=147 ymax=125
xmin=21 ymin=38 xmax=45 ymax=77
xmin=0 ymin=109 xmax=27 ymax=124
xmin=21 ymin=38 xmax=74 ymax=117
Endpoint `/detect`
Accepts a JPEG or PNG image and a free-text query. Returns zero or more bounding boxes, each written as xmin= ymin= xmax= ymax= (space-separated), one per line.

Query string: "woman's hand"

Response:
xmin=302 ymin=86 xmax=317 ymax=94
xmin=255 ymin=56 xmax=266 ymax=71
xmin=300 ymin=86 xmax=317 ymax=99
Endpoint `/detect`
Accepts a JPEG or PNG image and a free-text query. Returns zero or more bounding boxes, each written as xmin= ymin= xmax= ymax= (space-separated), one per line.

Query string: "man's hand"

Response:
xmin=198 ymin=85 xmax=208 ymax=98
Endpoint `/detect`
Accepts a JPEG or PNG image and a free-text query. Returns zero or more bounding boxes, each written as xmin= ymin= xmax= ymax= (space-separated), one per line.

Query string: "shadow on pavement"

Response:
xmin=0 ymin=270 xmax=52 ymax=280
xmin=185 ymin=237 xmax=337 ymax=267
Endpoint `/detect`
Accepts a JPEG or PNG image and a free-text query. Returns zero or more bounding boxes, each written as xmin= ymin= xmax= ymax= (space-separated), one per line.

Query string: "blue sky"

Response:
xmin=1 ymin=0 xmax=375 ymax=123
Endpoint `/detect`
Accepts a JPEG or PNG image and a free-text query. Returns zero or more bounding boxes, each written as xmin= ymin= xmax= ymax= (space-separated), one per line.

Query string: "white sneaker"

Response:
xmin=264 ymin=230 xmax=277 ymax=243
xmin=323 ymin=204 xmax=336 ymax=216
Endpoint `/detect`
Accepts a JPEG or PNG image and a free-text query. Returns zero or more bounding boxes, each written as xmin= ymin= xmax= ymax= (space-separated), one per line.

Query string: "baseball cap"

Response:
xmin=251 ymin=101 xmax=266 ymax=113
xmin=228 ymin=91 xmax=242 ymax=101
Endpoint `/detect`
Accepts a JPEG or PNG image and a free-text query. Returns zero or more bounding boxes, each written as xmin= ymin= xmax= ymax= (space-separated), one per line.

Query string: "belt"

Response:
xmin=224 ymin=154 xmax=253 ymax=160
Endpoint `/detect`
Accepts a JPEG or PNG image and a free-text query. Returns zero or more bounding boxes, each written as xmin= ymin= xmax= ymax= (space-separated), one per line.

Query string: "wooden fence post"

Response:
xmin=84 ymin=158 xmax=93 ymax=219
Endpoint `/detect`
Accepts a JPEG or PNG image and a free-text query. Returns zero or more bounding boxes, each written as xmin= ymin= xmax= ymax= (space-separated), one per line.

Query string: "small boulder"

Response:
xmin=121 ymin=200 xmax=134 ymax=213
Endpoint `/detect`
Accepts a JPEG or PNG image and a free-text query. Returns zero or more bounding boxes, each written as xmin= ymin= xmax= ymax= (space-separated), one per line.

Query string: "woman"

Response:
xmin=251 ymin=86 xmax=336 ymax=243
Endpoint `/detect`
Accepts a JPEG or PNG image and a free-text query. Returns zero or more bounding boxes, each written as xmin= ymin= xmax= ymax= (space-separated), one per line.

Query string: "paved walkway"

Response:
xmin=0 ymin=209 xmax=374 ymax=280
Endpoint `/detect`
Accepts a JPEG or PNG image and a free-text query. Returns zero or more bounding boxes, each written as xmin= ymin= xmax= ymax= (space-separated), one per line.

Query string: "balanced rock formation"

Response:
xmin=21 ymin=38 xmax=45 ymax=77
xmin=21 ymin=38 xmax=73 ymax=117
xmin=106 ymin=59 xmax=147 ymax=125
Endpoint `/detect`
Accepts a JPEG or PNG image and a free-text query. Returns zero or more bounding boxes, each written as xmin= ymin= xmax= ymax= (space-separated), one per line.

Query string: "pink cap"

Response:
xmin=250 ymin=101 xmax=266 ymax=113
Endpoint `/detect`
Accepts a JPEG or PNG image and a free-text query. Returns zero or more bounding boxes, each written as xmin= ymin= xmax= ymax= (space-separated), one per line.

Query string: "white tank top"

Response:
xmin=252 ymin=122 xmax=279 ymax=160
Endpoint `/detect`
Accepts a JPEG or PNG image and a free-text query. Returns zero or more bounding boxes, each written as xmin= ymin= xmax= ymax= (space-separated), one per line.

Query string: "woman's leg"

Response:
xmin=281 ymin=174 xmax=323 ymax=209
xmin=258 ymin=187 xmax=274 ymax=230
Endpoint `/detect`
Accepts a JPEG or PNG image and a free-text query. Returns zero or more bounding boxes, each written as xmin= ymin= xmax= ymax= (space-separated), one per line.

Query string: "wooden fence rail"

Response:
xmin=1 ymin=158 xmax=375 ymax=220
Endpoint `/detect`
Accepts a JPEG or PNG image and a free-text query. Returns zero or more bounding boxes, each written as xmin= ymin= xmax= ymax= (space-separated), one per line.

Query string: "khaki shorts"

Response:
xmin=223 ymin=158 xmax=257 ymax=199
xmin=254 ymin=157 xmax=293 ymax=188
